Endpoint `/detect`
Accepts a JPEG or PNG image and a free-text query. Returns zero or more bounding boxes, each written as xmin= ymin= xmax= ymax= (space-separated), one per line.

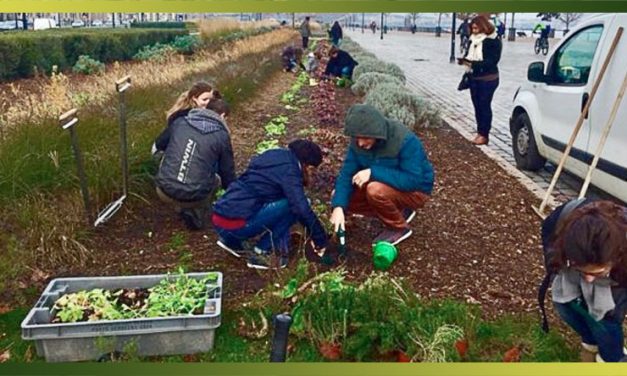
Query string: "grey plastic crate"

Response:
xmin=21 ymin=272 xmax=222 ymax=362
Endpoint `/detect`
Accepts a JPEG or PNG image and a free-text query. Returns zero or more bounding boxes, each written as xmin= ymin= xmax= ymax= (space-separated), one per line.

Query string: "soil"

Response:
xmin=13 ymin=42 xmax=550 ymax=323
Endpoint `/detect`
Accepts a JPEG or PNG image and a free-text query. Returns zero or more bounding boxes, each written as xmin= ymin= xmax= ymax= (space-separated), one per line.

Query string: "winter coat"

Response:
xmin=324 ymin=50 xmax=358 ymax=77
xmin=154 ymin=109 xmax=191 ymax=153
xmin=299 ymin=20 xmax=311 ymax=38
xmin=331 ymin=104 xmax=434 ymax=209
xmin=213 ymin=148 xmax=328 ymax=248
xmin=330 ymin=23 xmax=343 ymax=41
xmin=155 ymin=108 xmax=235 ymax=202
xmin=465 ymin=34 xmax=502 ymax=79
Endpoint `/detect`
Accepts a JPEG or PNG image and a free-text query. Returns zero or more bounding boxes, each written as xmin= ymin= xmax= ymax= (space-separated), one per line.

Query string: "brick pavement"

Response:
xmin=346 ymin=30 xmax=610 ymax=205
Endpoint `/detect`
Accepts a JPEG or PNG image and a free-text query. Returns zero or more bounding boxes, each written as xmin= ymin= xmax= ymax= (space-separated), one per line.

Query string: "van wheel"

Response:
xmin=512 ymin=112 xmax=546 ymax=171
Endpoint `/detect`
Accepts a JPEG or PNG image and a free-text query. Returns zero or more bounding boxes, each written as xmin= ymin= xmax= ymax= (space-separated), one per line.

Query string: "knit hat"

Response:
xmin=288 ymin=139 xmax=323 ymax=167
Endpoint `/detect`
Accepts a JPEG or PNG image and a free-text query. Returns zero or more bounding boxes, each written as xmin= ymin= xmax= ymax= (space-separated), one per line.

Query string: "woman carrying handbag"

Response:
xmin=457 ymin=15 xmax=502 ymax=146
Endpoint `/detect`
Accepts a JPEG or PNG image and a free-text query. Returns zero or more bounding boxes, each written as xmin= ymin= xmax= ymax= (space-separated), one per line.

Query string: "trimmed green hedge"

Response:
xmin=129 ymin=22 xmax=189 ymax=29
xmin=0 ymin=29 xmax=187 ymax=80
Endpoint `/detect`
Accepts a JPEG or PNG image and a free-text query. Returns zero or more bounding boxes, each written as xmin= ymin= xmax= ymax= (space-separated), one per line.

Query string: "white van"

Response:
xmin=510 ymin=13 xmax=627 ymax=202
xmin=33 ymin=18 xmax=57 ymax=30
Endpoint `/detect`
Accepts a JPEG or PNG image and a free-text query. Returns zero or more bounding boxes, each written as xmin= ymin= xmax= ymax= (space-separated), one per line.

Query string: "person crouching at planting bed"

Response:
xmin=281 ymin=45 xmax=305 ymax=73
xmin=539 ymin=199 xmax=627 ymax=362
xmin=154 ymin=99 xmax=235 ymax=231
xmin=152 ymin=81 xmax=222 ymax=159
xmin=324 ymin=46 xmax=358 ymax=80
xmin=329 ymin=104 xmax=434 ymax=246
xmin=212 ymin=140 xmax=328 ymax=270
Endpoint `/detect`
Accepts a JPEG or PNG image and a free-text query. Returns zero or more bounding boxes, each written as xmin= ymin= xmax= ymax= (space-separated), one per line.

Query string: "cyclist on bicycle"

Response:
xmin=533 ymin=17 xmax=552 ymax=48
xmin=457 ymin=18 xmax=471 ymax=53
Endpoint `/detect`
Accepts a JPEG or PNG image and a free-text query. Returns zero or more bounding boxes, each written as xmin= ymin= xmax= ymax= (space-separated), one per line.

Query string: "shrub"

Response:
xmin=0 ymin=29 xmax=186 ymax=80
xmin=364 ymin=82 xmax=441 ymax=129
xmin=72 ymin=55 xmax=105 ymax=75
xmin=133 ymin=43 xmax=177 ymax=62
xmin=353 ymin=60 xmax=406 ymax=83
xmin=129 ymin=22 xmax=187 ymax=29
xmin=171 ymin=35 xmax=201 ymax=54
xmin=351 ymin=72 xmax=403 ymax=96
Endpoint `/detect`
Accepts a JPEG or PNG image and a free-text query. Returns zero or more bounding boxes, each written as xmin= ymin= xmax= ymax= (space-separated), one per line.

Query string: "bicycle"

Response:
xmin=534 ymin=35 xmax=549 ymax=56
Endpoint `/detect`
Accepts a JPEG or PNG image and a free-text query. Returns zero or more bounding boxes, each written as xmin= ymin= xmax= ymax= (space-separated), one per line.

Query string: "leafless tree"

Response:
xmin=559 ymin=13 xmax=584 ymax=31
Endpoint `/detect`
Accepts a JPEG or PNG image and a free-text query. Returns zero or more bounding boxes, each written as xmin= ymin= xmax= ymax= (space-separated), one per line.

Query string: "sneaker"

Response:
xmin=216 ymin=238 xmax=248 ymax=258
xmin=180 ymin=209 xmax=206 ymax=230
xmin=246 ymin=254 xmax=288 ymax=270
xmin=372 ymin=228 xmax=413 ymax=246
xmin=402 ymin=208 xmax=416 ymax=224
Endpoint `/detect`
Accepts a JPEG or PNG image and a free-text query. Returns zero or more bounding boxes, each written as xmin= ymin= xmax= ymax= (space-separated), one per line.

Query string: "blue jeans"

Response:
xmin=554 ymin=291 xmax=627 ymax=361
xmin=469 ymin=78 xmax=499 ymax=138
xmin=214 ymin=199 xmax=296 ymax=256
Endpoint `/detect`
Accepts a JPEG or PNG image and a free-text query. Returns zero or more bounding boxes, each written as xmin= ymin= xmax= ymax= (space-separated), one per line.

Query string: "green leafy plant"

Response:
xmin=264 ymin=115 xmax=289 ymax=136
xmin=255 ymin=139 xmax=280 ymax=154
xmin=171 ymin=35 xmax=202 ymax=54
xmin=133 ymin=43 xmax=177 ymax=62
xmin=72 ymin=55 xmax=105 ymax=75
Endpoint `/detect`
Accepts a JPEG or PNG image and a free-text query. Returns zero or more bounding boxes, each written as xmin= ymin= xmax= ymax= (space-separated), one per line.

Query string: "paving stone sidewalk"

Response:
xmin=346 ymin=29 xmax=609 ymax=204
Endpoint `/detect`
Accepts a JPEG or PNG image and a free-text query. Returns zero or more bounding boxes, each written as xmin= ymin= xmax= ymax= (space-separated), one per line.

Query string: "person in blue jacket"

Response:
xmin=324 ymin=46 xmax=358 ymax=80
xmin=212 ymin=140 xmax=328 ymax=270
xmin=330 ymin=104 xmax=434 ymax=246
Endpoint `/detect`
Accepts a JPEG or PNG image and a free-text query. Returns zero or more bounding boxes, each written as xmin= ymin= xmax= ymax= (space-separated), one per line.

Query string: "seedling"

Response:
xmin=255 ymin=139 xmax=280 ymax=154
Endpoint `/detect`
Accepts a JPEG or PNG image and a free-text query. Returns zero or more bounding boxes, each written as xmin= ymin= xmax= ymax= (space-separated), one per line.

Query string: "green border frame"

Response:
xmin=1 ymin=0 xmax=627 ymax=12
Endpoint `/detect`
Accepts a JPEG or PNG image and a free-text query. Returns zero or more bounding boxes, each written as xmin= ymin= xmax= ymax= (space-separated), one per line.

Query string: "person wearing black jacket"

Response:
xmin=458 ymin=15 xmax=502 ymax=146
xmin=154 ymin=100 xmax=235 ymax=230
xmin=330 ymin=21 xmax=343 ymax=46
xmin=324 ymin=46 xmax=358 ymax=80
xmin=152 ymin=81 xmax=221 ymax=157
xmin=212 ymin=140 xmax=328 ymax=270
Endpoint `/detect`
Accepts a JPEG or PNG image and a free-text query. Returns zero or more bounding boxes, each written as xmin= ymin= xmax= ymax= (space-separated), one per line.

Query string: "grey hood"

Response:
xmin=185 ymin=108 xmax=227 ymax=134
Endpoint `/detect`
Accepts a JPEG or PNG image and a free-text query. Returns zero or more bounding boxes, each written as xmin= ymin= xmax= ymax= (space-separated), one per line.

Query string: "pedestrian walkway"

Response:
xmin=347 ymin=30 xmax=608 ymax=203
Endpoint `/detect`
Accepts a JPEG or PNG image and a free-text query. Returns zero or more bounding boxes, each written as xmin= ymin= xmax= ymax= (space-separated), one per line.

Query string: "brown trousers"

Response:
xmin=347 ymin=182 xmax=429 ymax=230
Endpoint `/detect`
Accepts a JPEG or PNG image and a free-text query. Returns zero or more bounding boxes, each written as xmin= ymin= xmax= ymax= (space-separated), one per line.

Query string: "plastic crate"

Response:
xmin=21 ymin=272 xmax=222 ymax=362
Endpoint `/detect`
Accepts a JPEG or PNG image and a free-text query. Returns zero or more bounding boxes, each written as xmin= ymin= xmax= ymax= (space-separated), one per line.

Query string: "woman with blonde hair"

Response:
xmin=152 ymin=81 xmax=221 ymax=155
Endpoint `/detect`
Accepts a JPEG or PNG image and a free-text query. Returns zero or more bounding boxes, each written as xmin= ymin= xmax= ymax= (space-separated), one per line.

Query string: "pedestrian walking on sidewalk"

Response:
xmin=458 ymin=15 xmax=502 ymax=146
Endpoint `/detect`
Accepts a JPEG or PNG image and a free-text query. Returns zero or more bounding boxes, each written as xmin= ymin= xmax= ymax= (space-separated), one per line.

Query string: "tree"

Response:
xmin=558 ymin=13 xmax=583 ymax=31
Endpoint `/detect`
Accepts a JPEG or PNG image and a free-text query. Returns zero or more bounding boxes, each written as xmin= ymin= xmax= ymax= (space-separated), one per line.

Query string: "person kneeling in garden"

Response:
xmin=330 ymin=104 xmax=434 ymax=246
xmin=281 ymin=45 xmax=305 ymax=73
xmin=324 ymin=46 xmax=358 ymax=80
xmin=540 ymin=199 xmax=627 ymax=362
xmin=154 ymin=99 xmax=235 ymax=230
xmin=212 ymin=140 xmax=328 ymax=270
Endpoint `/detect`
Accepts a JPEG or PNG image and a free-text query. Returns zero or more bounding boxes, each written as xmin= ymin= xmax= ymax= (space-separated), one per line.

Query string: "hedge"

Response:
xmin=0 ymin=29 xmax=187 ymax=80
xmin=129 ymin=22 xmax=190 ymax=29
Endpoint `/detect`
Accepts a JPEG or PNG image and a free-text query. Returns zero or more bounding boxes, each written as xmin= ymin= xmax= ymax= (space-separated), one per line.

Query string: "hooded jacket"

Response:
xmin=324 ymin=50 xmax=358 ymax=77
xmin=155 ymin=108 xmax=235 ymax=202
xmin=331 ymin=104 xmax=434 ymax=209
xmin=213 ymin=148 xmax=328 ymax=249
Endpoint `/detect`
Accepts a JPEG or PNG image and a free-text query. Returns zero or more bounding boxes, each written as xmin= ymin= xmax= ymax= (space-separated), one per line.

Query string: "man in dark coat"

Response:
xmin=324 ymin=46 xmax=358 ymax=80
xmin=212 ymin=140 xmax=328 ymax=269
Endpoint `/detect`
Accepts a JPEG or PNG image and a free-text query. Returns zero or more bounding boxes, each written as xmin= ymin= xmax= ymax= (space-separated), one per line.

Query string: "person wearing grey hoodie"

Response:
xmin=154 ymin=99 xmax=235 ymax=230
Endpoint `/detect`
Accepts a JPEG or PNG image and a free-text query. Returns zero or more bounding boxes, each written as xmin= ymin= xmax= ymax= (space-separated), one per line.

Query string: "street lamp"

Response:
xmin=450 ymin=13 xmax=457 ymax=63
xmin=362 ymin=13 xmax=364 ymax=33
xmin=380 ymin=12 xmax=383 ymax=40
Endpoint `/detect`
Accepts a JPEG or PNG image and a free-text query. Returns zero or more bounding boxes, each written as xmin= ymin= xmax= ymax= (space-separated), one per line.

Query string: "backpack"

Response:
xmin=538 ymin=197 xmax=589 ymax=332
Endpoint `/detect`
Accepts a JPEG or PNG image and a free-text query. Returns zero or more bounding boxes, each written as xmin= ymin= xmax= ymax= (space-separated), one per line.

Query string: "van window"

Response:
xmin=550 ymin=25 xmax=603 ymax=85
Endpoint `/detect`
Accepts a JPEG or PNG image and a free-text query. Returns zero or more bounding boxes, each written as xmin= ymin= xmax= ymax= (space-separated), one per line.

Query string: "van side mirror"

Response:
xmin=528 ymin=62 xmax=546 ymax=83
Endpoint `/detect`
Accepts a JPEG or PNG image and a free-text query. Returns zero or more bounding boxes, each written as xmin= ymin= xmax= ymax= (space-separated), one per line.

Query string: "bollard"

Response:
xmin=59 ymin=108 xmax=92 ymax=224
xmin=269 ymin=313 xmax=292 ymax=362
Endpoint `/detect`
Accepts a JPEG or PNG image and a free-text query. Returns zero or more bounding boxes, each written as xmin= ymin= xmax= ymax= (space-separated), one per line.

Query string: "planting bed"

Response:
xmin=0 ymin=36 xmax=574 ymax=362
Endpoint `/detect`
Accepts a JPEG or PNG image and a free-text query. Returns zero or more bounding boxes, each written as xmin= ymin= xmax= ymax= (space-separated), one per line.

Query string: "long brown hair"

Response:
xmin=548 ymin=201 xmax=627 ymax=284
xmin=166 ymin=82 xmax=220 ymax=122
xmin=470 ymin=15 xmax=495 ymax=35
